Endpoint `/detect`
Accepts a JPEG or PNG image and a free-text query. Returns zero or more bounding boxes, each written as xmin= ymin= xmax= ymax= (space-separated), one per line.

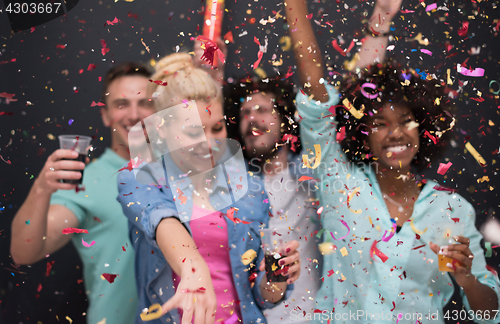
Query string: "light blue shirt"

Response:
xmin=296 ymin=86 xmax=500 ymax=324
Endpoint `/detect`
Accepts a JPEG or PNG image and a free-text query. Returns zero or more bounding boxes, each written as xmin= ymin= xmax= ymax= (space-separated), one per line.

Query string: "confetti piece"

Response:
xmin=279 ymin=36 xmax=291 ymax=51
xmin=457 ymin=21 xmax=469 ymax=37
xmin=330 ymin=220 xmax=351 ymax=240
xmin=97 ymin=319 xmax=106 ymax=324
xmin=196 ymin=35 xmax=226 ymax=66
xmin=282 ymin=134 xmax=299 ymax=152
xmin=226 ymin=207 xmax=251 ymax=224
xmin=381 ymin=219 xmax=397 ymax=242
xmin=241 ymin=249 xmax=257 ymax=265
xmin=25 ymin=220 xmax=30 ymax=225
xmin=46 ymin=261 xmax=55 ymax=277
xmin=176 ymin=188 xmax=188 ymax=205
xmin=105 ymin=17 xmax=120 ymax=26
xmin=66 ymin=316 xmax=73 ymax=324
xmin=340 ymin=247 xmax=348 ymax=257
xmin=420 ymin=49 xmax=433 ymax=56
xmin=0 ymin=92 xmax=17 ymax=103
xmin=318 ymin=242 xmax=336 ymax=255
xmin=370 ymin=241 xmax=388 ymax=263
xmin=347 ymin=188 xmax=362 ymax=214
xmin=437 ymin=162 xmax=452 ymax=175
xmin=91 ymin=101 xmax=106 ymax=107
xmin=141 ymin=38 xmax=150 ymax=53
xmin=149 ymin=79 xmax=168 ymax=86
xmin=62 ymin=227 xmax=88 ymax=234
xmin=298 ymin=175 xmax=314 ymax=182
xmin=302 ymin=144 xmax=321 ymax=169
xmin=360 ymin=83 xmax=378 ymax=99
xmin=140 ymin=303 xmax=162 ymax=321
xmin=342 ymin=98 xmax=364 ymax=119
xmin=425 ymin=3 xmax=437 ymax=11
xmin=101 ymin=273 xmax=117 ymax=283
xmin=406 ymin=33 xmax=429 ymax=46
xmin=223 ymin=31 xmax=234 ymax=43
xmin=410 ymin=219 xmax=427 ymax=235
xmin=465 ymin=142 xmax=487 ymax=167
xmin=457 ymin=64 xmax=484 ymax=77
xmin=82 ymin=238 xmax=96 ymax=247
xmin=225 ymin=314 xmax=239 ymax=324
xmin=68 ymin=119 xmax=74 ymax=125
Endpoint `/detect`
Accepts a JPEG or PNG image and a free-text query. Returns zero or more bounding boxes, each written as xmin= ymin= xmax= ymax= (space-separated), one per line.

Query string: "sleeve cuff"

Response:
xmin=295 ymin=86 xmax=341 ymax=119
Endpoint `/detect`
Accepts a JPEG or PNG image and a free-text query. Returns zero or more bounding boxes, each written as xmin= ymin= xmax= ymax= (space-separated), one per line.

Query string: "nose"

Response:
xmin=388 ymin=124 xmax=404 ymax=139
xmin=129 ymin=104 xmax=140 ymax=121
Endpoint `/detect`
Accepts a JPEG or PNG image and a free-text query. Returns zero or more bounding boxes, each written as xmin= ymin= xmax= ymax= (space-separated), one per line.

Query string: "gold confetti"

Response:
xmin=141 ymin=38 xmax=150 ymax=53
xmin=241 ymin=249 xmax=257 ymax=265
xmin=465 ymin=142 xmax=487 ymax=167
xmin=410 ymin=219 xmax=428 ymax=235
xmin=65 ymin=316 xmax=73 ymax=324
xmin=477 ymin=176 xmax=490 ymax=183
xmin=279 ymin=36 xmax=291 ymax=51
xmin=302 ymin=144 xmax=321 ymax=169
xmin=406 ymin=33 xmax=429 ymax=45
xmin=319 ymin=242 xmax=336 ymax=255
xmin=342 ymin=98 xmax=364 ymax=119
xmin=47 ymin=134 xmax=55 ymax=140
xmin=340 ymin=247 xmax=348 ymax=257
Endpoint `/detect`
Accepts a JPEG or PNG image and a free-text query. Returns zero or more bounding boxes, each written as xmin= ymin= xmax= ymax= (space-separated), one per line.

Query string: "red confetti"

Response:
xmin=223 ymin=31 xmax=234 ymax=43
xmin=298 ymin=176 xmax=314 ymax=182
xmin=100 ymin=39 xmax=110 ymax=56
xmin=149 ymin=79 xmax=168 ymax=86
xmin=282 ymin=134 xmax=299 ymax=152
xmin=105 ymin=17 xmax=120 ymax=26
xmin=62 ymin=227 xmax=89 ymax=234
xmin=37 ymin=283 xmax=43 ymax=293
xmin=118 ymin=157 xmax=144 ymax=172
xmin=306 ymin=13 xmax=313 ymax=19
xmin=0 ymin=112 xmax=14 ymax=116
xmin=437 ymin=162 xmax=452 ymax=175
xmin=102 ymin=273 xmax=117 ymax=283
xmin=0 ymin=92 xmax=18 ymax=103
xmin=45 ymin=261 xmax=55 ymax=277
xmin=327 ymin=269 xmax=335 ymax=277
xmin=196 ymin=35 xmax=226 ymax=66
xmin=423 ymin=130 xmax=438 ymax=144
xmin=457 ymin=21 xmax=469 ymax=37
xmin=56 ymin=44 xmax=66 ymax=49
xmin=451 ymin=218 xmax=460 ymax=223
xmin=226 ymin=207 xmax=251 ymax=224
xmin=432 ymin=185 xmax=457 ymax=193
xmin=122 ymin=246 xmax=126 ymax=251
xmin=87 ymin=64 xmax=97 ymax=71
xmin=91 ymin=101 xmax=106 ymax=107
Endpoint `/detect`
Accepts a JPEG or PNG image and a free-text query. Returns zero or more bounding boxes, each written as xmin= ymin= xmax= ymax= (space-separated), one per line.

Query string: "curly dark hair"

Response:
xmin=337 ymin=58 xmax=455 ymax=172
xmin=224 ymin=75 xmax=301 ymax=156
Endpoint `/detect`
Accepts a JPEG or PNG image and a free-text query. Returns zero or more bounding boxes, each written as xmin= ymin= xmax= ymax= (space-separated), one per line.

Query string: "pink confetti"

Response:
xmin=437 ymin=162 xmax=452 ymax=175
xmin=360 ymin=83 xmax=378 ymax=99
xmin=330 ymin=220 xmax=350 ymax=240
xmin=105 ymin=17 xmax=120 ymax=26
xmin=82 ymin=238 xmax=96 ymax=247
xmin=370 ymin=240 xmax=388 ymax=263
xmin=91 ymin=101 xmax=106 ymax=107
xmin=457 ymin=65 xmax=484 ymax=77
xmin=420 ymin=49 xmax=433 ymax=56
xmin=425 ymin=3 xmax=437 ymax=11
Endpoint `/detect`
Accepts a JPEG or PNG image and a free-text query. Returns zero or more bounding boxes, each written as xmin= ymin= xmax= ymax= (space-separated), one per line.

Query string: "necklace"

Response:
xmin=383 ymin=194 xmax=405 ymax=213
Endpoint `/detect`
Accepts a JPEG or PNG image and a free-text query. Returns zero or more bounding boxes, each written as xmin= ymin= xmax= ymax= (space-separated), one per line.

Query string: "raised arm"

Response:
xmin=10 ymin=149 xmax=84 ymax=264
xmin=354 ymin=0 xmax=402 ymax=69
xmin=285 ymin=0 xmax=328 ymax=101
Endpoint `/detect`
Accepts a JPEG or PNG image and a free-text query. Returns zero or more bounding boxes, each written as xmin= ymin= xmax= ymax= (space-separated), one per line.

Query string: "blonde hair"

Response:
xmin=149 ymin=53 xmax=220 ymax=111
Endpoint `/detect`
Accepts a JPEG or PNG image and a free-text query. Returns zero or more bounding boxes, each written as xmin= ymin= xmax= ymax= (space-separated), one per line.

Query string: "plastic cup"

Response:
xmin=260 ymin=228 xmax=292 ymax=282
xmin=58 ymin=135 xmax=92 ymax=184
xmin=434 ymin=221 xmax=465 ymax=272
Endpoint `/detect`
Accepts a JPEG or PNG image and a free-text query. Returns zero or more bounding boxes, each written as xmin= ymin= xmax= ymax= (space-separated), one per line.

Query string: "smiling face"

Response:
xmin=239 ymin=92 xmax=281 ymax=158
xmin=101 ymin=75 xmax=156 ymax=159
xmin=161 ymin=100 xmax=227 ymax=174
xmin=367 ymin=104 xmax=420 ymax=171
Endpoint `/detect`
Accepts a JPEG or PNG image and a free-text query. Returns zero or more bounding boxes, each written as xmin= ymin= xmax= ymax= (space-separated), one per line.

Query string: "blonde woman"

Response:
xmin=117 ymin=53 xmax=301 ymax=324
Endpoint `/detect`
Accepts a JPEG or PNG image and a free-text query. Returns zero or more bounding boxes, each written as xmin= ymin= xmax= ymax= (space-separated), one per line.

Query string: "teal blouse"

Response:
xmin=296 ymin=86 xmax=500 ymax=324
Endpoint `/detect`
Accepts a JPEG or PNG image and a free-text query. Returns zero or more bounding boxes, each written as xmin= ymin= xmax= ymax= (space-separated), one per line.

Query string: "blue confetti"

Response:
xmin=68 ymin=119 xmax=74 ymax=125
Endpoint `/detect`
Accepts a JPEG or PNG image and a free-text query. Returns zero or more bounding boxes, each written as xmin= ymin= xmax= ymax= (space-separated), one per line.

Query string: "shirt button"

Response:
xmin=152 ymin=294 xmax=157 ymax=298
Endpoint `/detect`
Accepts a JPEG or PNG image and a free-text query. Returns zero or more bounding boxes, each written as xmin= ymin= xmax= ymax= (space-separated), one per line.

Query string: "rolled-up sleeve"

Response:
xmin=117 ymin=161 xmax=180 ymax=243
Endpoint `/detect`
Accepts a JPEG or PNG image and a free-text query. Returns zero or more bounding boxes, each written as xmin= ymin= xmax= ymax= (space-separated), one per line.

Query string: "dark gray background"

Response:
xmin=1 ymin=0 xmax=499 ymax=322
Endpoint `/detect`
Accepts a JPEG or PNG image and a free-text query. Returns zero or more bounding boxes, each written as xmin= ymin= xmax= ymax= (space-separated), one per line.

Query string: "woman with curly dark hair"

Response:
xmin=285 ymin=0 xmax=500 ymax=323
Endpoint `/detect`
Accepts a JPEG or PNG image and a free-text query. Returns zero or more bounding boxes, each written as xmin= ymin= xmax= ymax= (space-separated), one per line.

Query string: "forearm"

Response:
xmin=259 ymin=276 xmax=287 ymax=303
xmin=156 ymin=217 xmax=207 ymax=277
xmin=462 ymin=278 xmax=499 ymax=313
xmin=285 ymin=0 xmax=328 ymax=101
xmin=355 ymin=6 xmax=394 ymax=69
xmin=10 ymin=179 xmax=52 ymax=264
